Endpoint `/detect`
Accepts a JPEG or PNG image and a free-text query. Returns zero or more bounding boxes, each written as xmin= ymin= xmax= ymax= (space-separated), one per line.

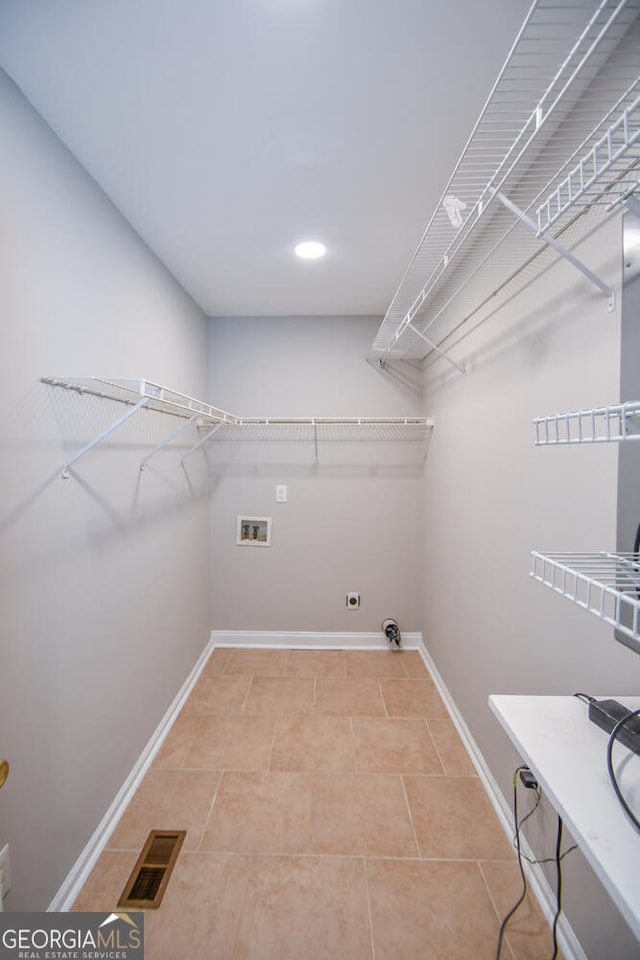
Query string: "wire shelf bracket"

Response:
xmin=140 ymin=412 xmax=201 ymax=472
xmin=60 ymin=396 xmax=149 ymax=479
xmin=180 ymin=421 xmax=225 ymax=464
xmin=495 ymin=190 xmax=616 ymax=312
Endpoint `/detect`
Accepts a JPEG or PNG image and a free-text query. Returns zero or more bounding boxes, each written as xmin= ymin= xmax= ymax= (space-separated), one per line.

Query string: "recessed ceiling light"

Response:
xmin=295 ymin=240 xmax=326 ymax=260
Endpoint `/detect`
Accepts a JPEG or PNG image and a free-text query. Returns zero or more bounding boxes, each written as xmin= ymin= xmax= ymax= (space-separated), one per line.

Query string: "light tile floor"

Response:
xmin=72 ymin=648 xmax=560 ymax=959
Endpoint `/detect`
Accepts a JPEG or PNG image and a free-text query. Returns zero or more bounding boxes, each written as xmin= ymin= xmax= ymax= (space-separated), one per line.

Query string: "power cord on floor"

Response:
xmin=495 ymin=766 xmax=572 ymax=960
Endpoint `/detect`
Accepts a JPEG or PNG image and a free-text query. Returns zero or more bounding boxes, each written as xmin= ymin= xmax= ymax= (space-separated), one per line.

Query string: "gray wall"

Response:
xmin=0 ymin=72 xmax=211 ymax=910
xmin=207 ymin=315 xmax=425 ymax=633
xmin=420 ymin=212 xmax=640 ymax=958
xmin=2 ymin=57 xmax=637 ymax=956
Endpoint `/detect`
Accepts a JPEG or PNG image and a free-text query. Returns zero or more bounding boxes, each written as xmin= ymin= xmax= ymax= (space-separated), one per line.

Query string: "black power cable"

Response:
xmin=495 ymin=766 xmax=530 ymax=960
xmin=574 ymin=693 xmax=640 ymax=832
xmin=606 ymin=706 xmax=640 ymax=833
xmin=549 ymin=815 xmax=563 ymax=960
xmin=496 ymin=768 xmax=572 ymax=960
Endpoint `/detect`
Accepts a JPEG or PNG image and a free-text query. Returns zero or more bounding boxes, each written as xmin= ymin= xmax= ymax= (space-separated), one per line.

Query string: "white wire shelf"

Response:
xmin=534 ymin=400 xmax=640 ymax=444
xmin=531 ymin=550 xmax=640 ymax=644
xmin=42 ymin=377 xmax=433 ymax=476
xmin=212 ymin=418 xmax=430 ymax=442
xmin=370 ymin=0 xmax=640 ymax=370
xmin=41 ymin=376 xmax=237 ymax=422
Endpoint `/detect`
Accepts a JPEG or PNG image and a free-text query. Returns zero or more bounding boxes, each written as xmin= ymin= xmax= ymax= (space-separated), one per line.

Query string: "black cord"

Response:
xmin=549 ymin=815 xmax=563 ymax=960
xmin=573 ymin=694 xmax=640 ymax=830
xmin=497 ymin=769 xmax=576 ymax=960
xmin=632 ymin=520 xmax=640 ymax=599
xmin=633 ymin=519 xmax=640 ymax=556
xmin=496 ymin=766 xmax=529 ymax=960
xmin=573 ymin=692 xmax=595 ymax=705
xmin=510 ymin=787 xmax=576 ymax=864
xmin=606 ymin=706 xmax=640 ymax=832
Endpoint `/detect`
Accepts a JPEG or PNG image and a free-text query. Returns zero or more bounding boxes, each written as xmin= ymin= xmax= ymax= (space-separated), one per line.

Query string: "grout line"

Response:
xmin=477 ymin=860 xmax=518 ymax=960
xmin=193 ymin=770 xmax=224 ymax=853
xmin=379 ymin=680 xmax=389 ymax=718
xmin=399 ymin=774 xmax=422 ymax=859
xmin=103 ymin=844 xmax=500 ymax=864
xmin=350 ymin=716 xmax=359 ymax=774
xmin=239 ymin=675 xmax=253 ymax=715
xmin=424 ymin=718 xmax=447 ymax=776
xmin=363 ymin=858 xmax=377 ymax=960
xmin=267 ymin=716 xmax=278 ymax=772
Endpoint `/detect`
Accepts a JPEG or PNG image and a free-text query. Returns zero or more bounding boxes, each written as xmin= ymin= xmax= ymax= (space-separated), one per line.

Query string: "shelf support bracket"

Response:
xmin=404 ymin=320 xmax=466 ymax=374
xmin=140 ymin=412 xmax=201 ymax=472
xmin=495 ymin=190 xmax=615 ymax=312
xmin=61 ymin=397 xmax=149 ymax=479
xmin=180 ymin=421 xmax=225 ymax=464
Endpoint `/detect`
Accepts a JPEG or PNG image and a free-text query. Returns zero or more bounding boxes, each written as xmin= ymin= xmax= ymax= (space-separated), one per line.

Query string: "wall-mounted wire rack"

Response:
xmin=531 ymin=550 xmax=640 ymax=645
xmin=42 ymin=377 xmax=433 ymax=477
xmin=369 ymin=0 xmax=640 ymax=371
xmin=534 ymin=400 xmax=640 ymax=444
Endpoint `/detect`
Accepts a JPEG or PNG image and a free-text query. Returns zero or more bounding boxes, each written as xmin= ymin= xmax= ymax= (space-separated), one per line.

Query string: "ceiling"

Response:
xmin=0 ymin=0 xmax=531 ymax=318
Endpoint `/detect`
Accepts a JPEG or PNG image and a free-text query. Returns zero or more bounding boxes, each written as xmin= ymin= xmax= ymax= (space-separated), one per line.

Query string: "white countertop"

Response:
xmin=489 ymin=694 xmax=640 ymax=940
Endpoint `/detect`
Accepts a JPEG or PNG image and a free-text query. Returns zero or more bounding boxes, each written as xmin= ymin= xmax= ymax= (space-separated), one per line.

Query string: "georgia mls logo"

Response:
xmin=0 ymin=911 xmax=144 ymax=959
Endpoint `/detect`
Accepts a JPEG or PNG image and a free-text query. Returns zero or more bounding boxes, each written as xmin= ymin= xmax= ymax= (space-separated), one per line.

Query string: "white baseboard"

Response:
xmin=48 ymin=636 xmax=216 ymax=912
xmin=210 ymin=629 xmax=423 ymax=649
xmin=416 ymin=640 xmax=587 ymax=960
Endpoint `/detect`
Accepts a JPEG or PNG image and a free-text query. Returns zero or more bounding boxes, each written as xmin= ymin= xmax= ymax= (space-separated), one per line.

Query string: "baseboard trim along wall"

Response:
xmin=48 ymin=635 xmax=216 ymax=912
xmin=417 ymin=641 xmax=588 ymax=960
xmin=210 ymin=630 xmax=424 ymax=649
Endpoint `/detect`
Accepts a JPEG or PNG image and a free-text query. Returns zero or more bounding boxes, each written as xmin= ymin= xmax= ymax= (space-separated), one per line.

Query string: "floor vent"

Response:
xmin=117 ymin=829 xmax=186 ymax=910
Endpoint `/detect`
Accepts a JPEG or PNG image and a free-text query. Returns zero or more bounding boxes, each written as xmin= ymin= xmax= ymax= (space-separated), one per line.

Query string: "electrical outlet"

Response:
xmin=0 ymin=843 xmax=11 ymax=897
xmin=346 ymin=592 xmax=360 ymax=609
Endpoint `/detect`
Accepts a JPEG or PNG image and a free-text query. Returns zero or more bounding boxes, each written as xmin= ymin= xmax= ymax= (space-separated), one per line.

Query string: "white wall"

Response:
xmin=207 ymin=315 xmax=425 ymax=634
xmin=420 ymin=213 xmax=640 ymax=957
xmin=0 ymin=72 xmax=211 ymax=910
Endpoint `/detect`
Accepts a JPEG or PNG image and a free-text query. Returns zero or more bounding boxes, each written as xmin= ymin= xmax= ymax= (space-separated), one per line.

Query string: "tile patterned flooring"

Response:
xmin=72 ymin=648 xmax=559 ymax=959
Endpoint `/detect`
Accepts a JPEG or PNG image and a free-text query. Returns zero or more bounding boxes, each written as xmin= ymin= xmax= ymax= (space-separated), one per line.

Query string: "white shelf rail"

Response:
xmin=531 ymin=550 xmax=640 ymax=644
xmin=536 ymin=95 xmax=640 ymax=235
xmin=42 ymin=377 xmax=433 ymax=476
xmin=534 ymin=400 xmax=640 ymax=444
xmin=370 ymin=0 xmax=640 ymax=369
